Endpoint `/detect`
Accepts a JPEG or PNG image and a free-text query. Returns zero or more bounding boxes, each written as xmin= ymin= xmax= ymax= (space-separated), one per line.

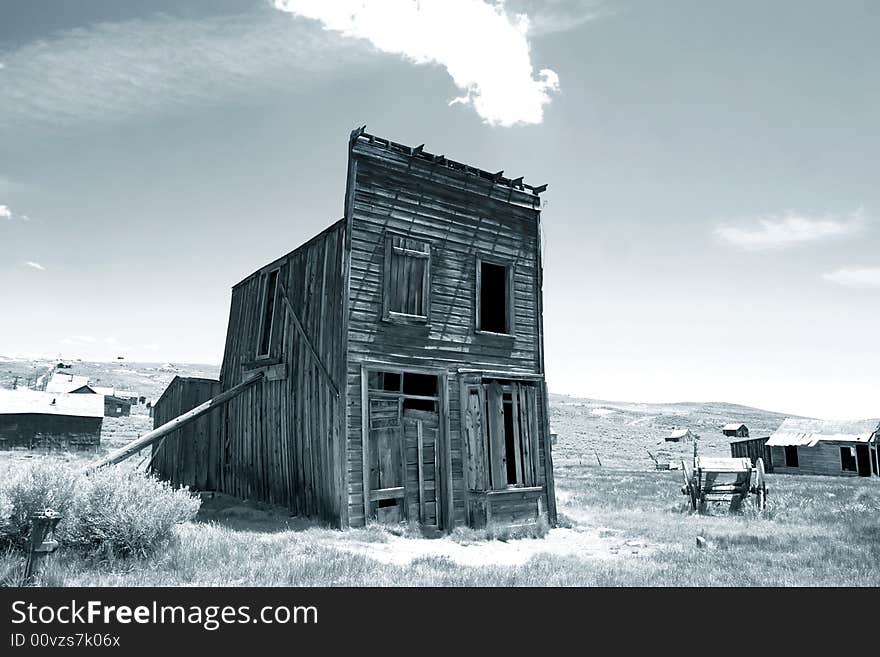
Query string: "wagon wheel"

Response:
xmin=681 ymin=461 xmax=697 ymax=511
xmin=753 ymin=458 xmax=767 ymax=511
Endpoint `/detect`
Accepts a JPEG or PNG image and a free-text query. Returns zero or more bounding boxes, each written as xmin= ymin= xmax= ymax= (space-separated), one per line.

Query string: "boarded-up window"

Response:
xmin=384 ymin=235 xmax=430 ymax=320
xmin=258 ymin=269 xmax=279 ymax=356
xmin=840 ymin=446 xmax=857 ymax=472
xmin=476 ymin=257 xmax=513 ymax=334
xmin=784 ymin=445 xmax=799 ymax=467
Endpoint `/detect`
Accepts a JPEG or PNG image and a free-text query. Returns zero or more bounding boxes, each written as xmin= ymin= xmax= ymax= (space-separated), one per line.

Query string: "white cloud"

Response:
xmin=0 ymin=7 xmax=369 ymax=131
xmin=25 ymin=261 xmax=45 ymax=270
xmin=715 ymin=210 xmax=865 ymax=251
xmin=274 ymin=0 xmax=560 ymax=126
xmin=506 ymin=0 xmax=609 ymax=35
xmin=822 ymin=267 xmax=880 ymax=289
xmin=0 ymin=203 xmax=31 ymax=221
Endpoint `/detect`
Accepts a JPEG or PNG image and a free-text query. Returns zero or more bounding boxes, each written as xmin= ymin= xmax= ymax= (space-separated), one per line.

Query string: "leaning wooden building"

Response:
xmin=152 ymin=128 xmax=557 ymax=531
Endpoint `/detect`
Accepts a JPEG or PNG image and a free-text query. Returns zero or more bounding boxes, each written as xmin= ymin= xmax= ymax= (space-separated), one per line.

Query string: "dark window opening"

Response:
xmin=502 ymin=395 xmax=518 ymax=485
xmin=403 ymin=398 xmax=436 ymax=412
xmin=377 ymin=499 xmax=398 ymax=509
xmin=402 ymin=372 xmax=437 ymax=397
xmin=840 ymin=446 xmax=857 ymax=472
xmin=784 ymin=445 xmax=799 ymax=467
xmin=478 ymin=261 xmax=509 ymax=334
xmin=258 ymin=269 xmax=279 ymax=356
xmin=369 ymin=371 xmax=402 ymax=392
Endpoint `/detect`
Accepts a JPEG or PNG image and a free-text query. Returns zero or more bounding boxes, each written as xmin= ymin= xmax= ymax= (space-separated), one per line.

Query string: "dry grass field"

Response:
xmin=2 ymin=358 xmax=879 ymax=586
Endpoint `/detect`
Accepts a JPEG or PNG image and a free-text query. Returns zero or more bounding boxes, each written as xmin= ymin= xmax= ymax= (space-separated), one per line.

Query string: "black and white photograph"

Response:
xmin=1 ymin=0 xmax=879 ymax=628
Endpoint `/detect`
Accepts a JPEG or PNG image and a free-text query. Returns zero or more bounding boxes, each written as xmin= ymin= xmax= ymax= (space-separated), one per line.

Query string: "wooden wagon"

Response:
xmin=681 ymin=456 xmax=767 ymax=512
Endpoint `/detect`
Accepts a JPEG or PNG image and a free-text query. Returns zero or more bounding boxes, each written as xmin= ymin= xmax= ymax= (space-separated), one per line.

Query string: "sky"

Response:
xmin=1 ymin=0 xmax=878 ymax=419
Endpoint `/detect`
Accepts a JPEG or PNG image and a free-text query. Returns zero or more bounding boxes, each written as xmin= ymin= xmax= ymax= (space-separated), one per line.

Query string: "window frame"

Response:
xmin=382 ymin=233 xmax=432 ymax=324
xmin=475 ymin=255 xmax=516 ymax=337
xmin=256 ymin=267 xmax=281 ymax=359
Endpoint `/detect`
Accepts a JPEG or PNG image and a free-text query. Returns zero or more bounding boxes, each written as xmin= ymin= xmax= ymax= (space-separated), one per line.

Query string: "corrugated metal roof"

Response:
xmin=766 ymin=418 xmax=880 ymax=447
xmin=0 ymin=389 xmax=104 ymax=418
xmin=45 ymin=373 xmax=90 ymax=393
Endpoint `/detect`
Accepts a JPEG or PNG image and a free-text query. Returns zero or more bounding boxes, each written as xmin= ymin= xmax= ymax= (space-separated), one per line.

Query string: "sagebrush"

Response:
xmin=0 ymin=460 xmax=200 ymax=558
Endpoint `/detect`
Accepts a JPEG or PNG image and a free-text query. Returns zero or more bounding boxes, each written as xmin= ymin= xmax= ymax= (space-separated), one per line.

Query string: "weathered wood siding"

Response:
xmin=104 ymin=395 xmax=131 ymax=417
xmin=219 ymin=220 xmax=348 ymax=524
xmin=342 ymin=135 xmax=552 ymax=528
xmin=150 ymin=376 xmax=222 ymax=489
xmin=0 ymin=414 xmax=102 ymax=450
xmin=730 ymin=437 xmax=772 ymax=472
xmin=770 ymin=442 xmax=860 ymax=476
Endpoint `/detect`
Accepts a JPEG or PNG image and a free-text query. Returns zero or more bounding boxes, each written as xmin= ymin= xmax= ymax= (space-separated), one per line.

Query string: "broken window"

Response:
xmin=479 ymin=380 xmax=538 ymax=490
xmin=840 ymin=446 xmax=857 ymax=472
xmin=784 ymin=445 xmax=799 ymax=467
xmin=384 ymin=235 xmax=430 ymax=320
xmin=258 ymin=268 xmax=279 ymax=357
xmin=367 ymin=370 xmax=437 ymax=412
xmin=476 ymin=257 xmax=513 ymax=334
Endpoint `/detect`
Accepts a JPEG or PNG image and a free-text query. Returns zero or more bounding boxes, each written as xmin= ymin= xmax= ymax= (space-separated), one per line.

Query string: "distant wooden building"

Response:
xmin=767 ymin=418 xmax=879 ymax=477
xmin=729 ymin=435 xmax=772 ymax=471
xmin=722 ymin=423 xmax=749 ymax=438
xmin=0 ymin=390 xmax=102 ymax=450
xmin=92 ymin=387 xmax=132 ymax=417
xmin=151 ymin=127 xmax=556 ymax=531
xmin=666 ymin=428 xmax=694 ymax=442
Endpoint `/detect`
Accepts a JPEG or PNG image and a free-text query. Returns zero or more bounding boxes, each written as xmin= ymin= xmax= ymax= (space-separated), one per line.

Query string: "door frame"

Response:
xmin=360 ymin=361 xmax=452 ymax=529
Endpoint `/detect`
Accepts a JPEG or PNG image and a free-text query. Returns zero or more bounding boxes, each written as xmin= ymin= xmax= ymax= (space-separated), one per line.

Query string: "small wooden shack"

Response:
xmin=666 ymin=428 xmax=694 ymax=442
xmin=729 ymin=435 xmax=772 ymax=471
xmin=93 ymin=387 xmax=132 ymax=417
xmin=767 ymin=418 xmax=879 ymax=477
xmin=151 ymin=127 xmax=556 ymax=532
xmin=722 ymin=423 xmax=749 ymax=438
xmin=0 ymin=389 xmax=103 ymax=450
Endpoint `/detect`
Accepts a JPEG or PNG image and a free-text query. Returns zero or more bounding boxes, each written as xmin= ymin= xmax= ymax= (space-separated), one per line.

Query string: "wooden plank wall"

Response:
xmin=769 ymin=442 xmax=861 ymax=476
xmin=0 ymin=414 xmax=102 ymax=450
xmin=218 ymin=220 xmax=347 ymax=524
xmin=150 ymin=376 xmax=222 ymax=489
xmin=729 ymin=437 xmax=772 ymax=472
xmin=343 ymin=136 xmax=552 ymax=528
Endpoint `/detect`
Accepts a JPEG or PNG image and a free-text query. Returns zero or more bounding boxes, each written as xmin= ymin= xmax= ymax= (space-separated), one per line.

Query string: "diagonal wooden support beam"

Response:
xmin=277 ymin=280 xmax=340 ymax=397
xmin=86 ymin=372 xmax=264 ymax=471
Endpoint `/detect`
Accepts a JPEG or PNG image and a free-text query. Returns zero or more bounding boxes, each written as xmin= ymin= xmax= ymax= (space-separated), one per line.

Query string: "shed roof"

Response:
xmin=0 ymin=389 xmax=104 ymax=418
xmin=669 ymin=428 xmax=692 ymax=439
xmin=45 ymin=373 xmax=90 ymax=393
xmin=723 ymin=423 xmax=748 ymax=431
xmin=766 ymin=418 xmax=879 ymax=447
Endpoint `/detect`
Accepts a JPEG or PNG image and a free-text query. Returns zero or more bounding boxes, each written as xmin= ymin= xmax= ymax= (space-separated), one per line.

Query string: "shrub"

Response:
xmin=63 ymin=469 xmax=201 ymax=558
xmin=0 ymin=461 xmax=78 ymax=550
xmin=0 ymin=462 xmax=200 ymax=558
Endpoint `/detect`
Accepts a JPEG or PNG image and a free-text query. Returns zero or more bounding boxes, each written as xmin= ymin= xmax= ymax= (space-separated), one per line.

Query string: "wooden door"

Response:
xmin=368 ymin=397 xmax=406 ymax=522
xmin=403 ymin=408 xmax=439 ymax=527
